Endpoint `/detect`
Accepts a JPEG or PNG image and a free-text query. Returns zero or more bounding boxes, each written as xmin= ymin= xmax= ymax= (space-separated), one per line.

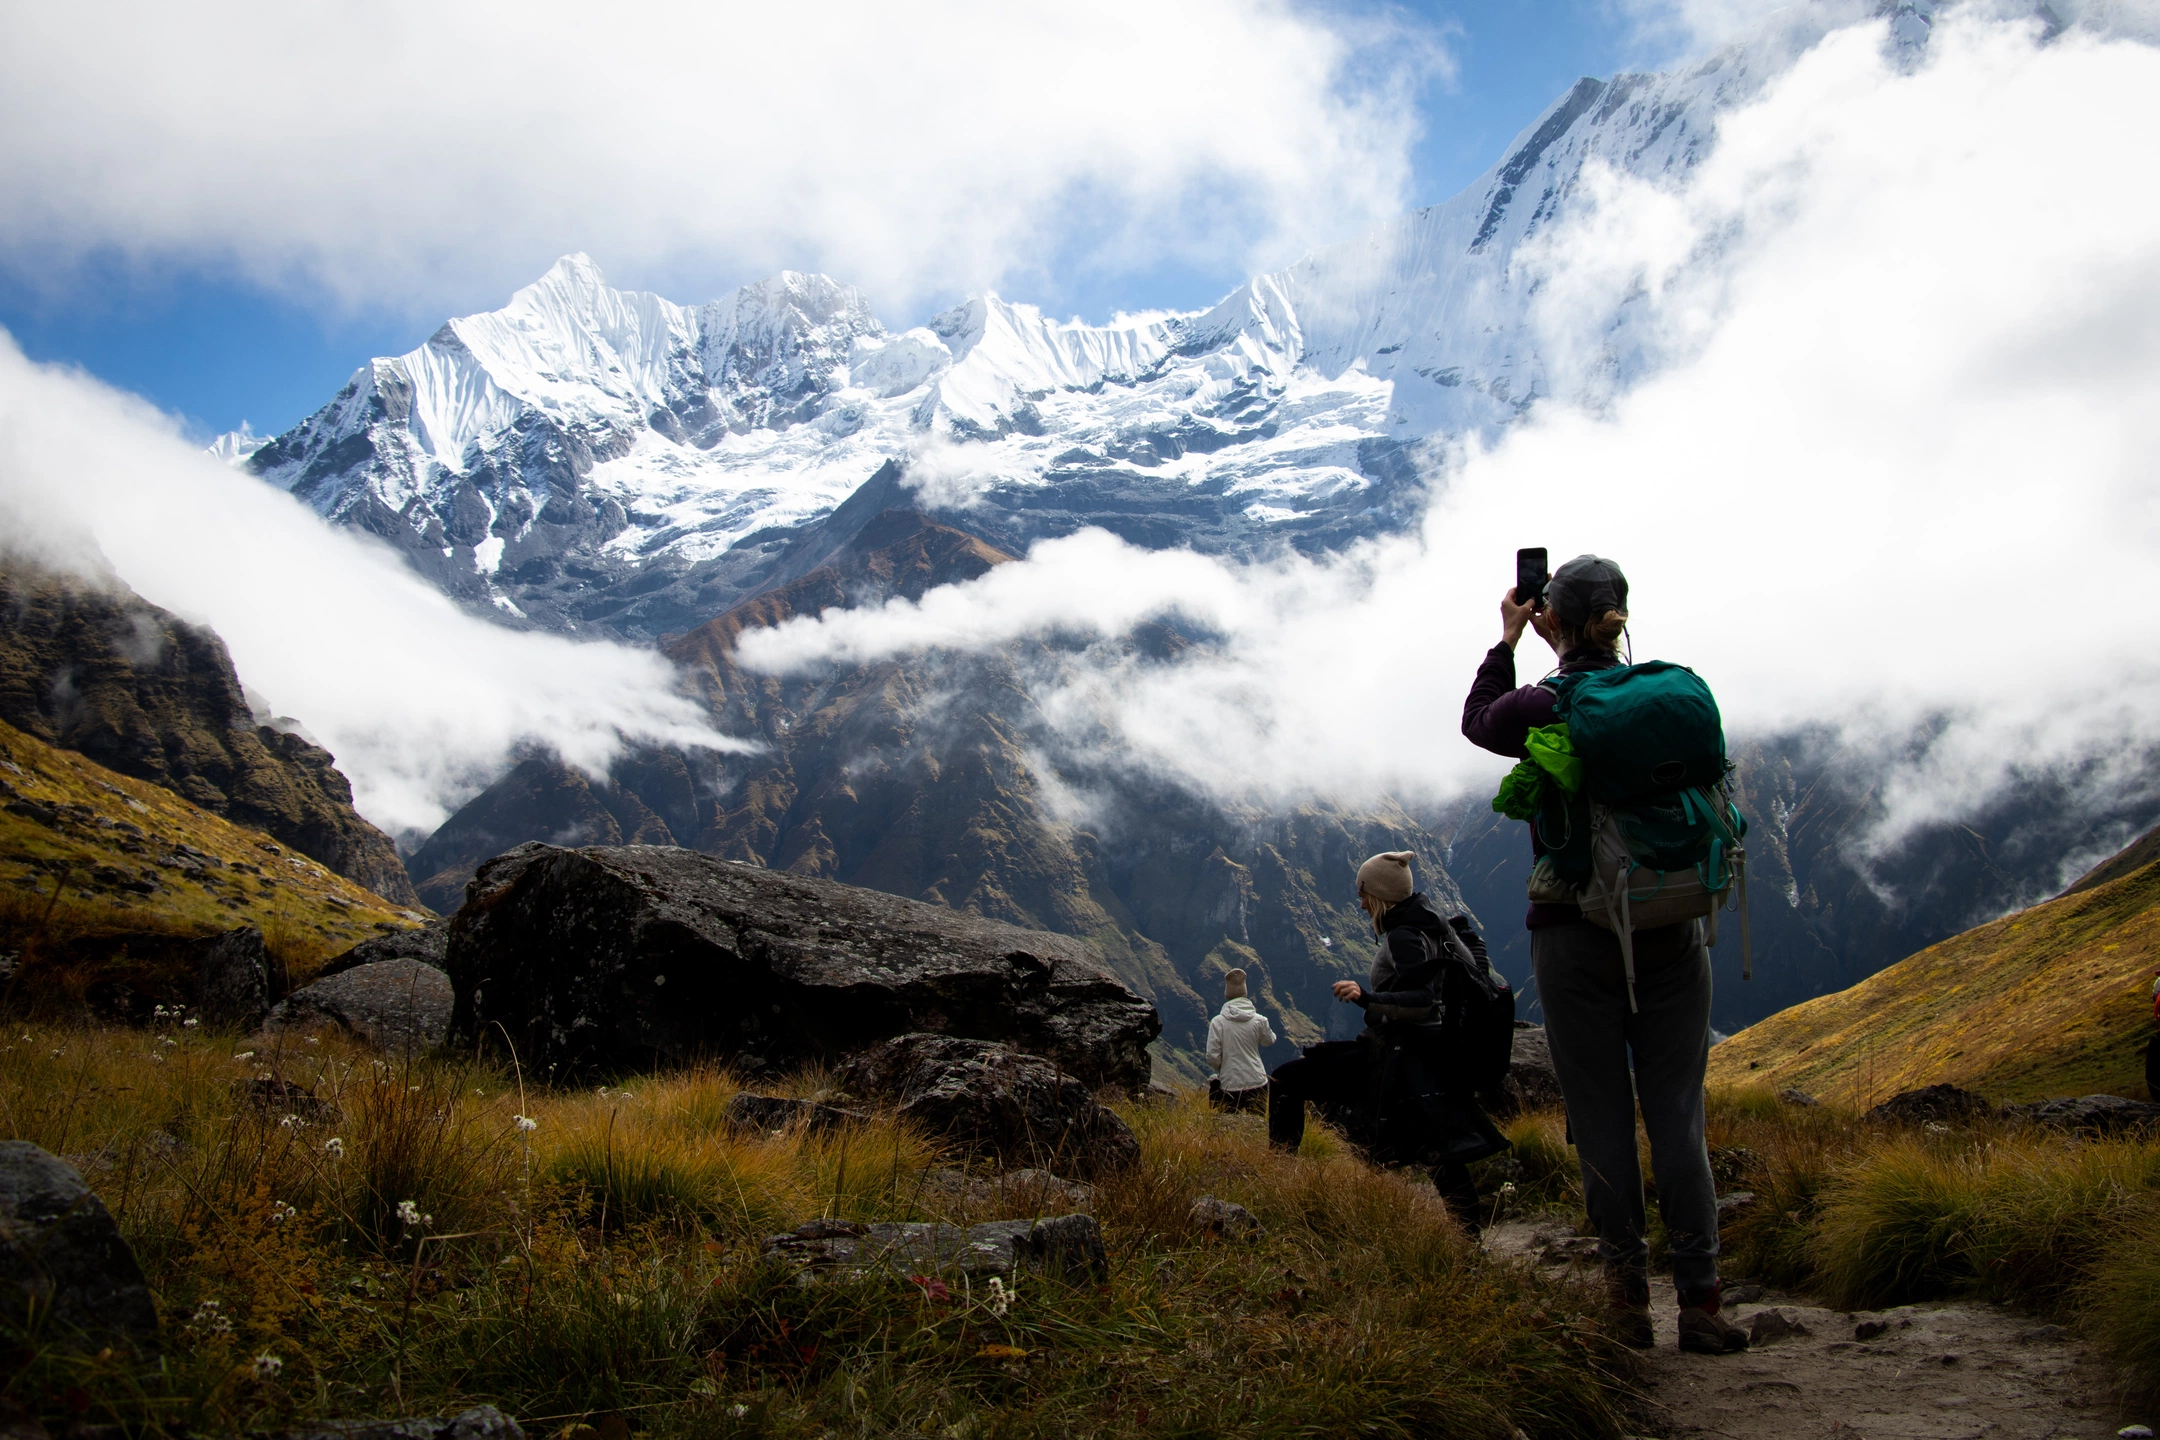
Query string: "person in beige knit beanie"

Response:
xmin=1267 ymin=849 xmax=1506 ymax=1230
xmin=1351 ymin=851 xmax=1415 ymax=934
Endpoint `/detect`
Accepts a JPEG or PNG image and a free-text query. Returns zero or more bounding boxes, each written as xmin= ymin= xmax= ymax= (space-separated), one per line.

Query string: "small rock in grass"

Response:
xmin=722 ymin=1093 xmax=867 ymax=1137
xmin=1723 ymin=1281 xmax=1765 ymax=1305
xmin=1189 ymin=1197 xmax=1264 ymax=1239
xmin=1854 ymin=1318 xmax=1890 ymax=1341
xmin=268 ymin=1404 xmax=526 ymax=1440
xmin=762 ymin=1213 xmax=1109 ymax=1285
xmin=1716 ymin=1191 xmax=1757 ymax=1220
xmin=2118 ymin=1428 xmax=2155 ymax=1440
xmin=1748 ymin=1309 xmax=1808 ymax=1344
xmin=1777 ymin=1088 xmax=1819 ymax=1107
xmin=1862 ymin=1085 xmax=1992 ymax=1128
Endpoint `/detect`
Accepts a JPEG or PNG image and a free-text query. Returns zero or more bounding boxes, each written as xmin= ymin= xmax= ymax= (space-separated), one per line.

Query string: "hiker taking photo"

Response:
xmin=1266 ymin=851 xmax=1515 ymax=1230
xmin=1462 ymin=553 xmax=1753 ymax=1356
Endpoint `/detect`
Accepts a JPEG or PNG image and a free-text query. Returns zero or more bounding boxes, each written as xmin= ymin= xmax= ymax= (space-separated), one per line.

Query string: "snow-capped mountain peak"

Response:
xmin=233 ymin=0 xmax=2040 ymax=639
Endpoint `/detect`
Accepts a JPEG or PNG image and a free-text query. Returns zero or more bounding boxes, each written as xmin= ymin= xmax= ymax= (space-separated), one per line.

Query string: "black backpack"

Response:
xmin=1433 ymin=915 xmax=1516 ymax=1091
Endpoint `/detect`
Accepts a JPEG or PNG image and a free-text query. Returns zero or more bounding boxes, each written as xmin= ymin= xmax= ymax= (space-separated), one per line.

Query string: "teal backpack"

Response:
xmin=1495 ymin=661 xmax=1750 ymax=1010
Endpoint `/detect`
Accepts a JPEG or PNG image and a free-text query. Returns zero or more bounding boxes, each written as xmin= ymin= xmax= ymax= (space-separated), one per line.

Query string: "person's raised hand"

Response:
xmin=1331 ymin=979 xmax=1364 ymax=1003
xmin=1499 ymin=587 xmax=1537 ymax=649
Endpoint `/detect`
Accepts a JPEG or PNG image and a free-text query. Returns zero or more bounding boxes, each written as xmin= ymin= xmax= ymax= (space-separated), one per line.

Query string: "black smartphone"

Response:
xmin=1514 ymin=547 xmax=1549 ymax=608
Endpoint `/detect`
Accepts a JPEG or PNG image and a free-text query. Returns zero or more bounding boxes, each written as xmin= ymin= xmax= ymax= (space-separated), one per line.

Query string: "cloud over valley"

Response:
xmin=737 ymin=11 xmax=2160 ymax=848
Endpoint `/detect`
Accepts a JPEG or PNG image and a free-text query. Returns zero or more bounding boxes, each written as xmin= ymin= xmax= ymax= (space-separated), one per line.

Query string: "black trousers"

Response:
xmin=1268 ymin=1039 xmax=1485 ymax=1227
xmin=2147 ymin=1030 xmax=2158 ymax=1102
xmin=1209 ymin=1079 xmax=1268 ymax=1113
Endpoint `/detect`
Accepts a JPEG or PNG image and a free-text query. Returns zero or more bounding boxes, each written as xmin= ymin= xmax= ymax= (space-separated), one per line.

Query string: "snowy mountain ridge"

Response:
xmin=230 ymin=0 xmax=2002 ymax=639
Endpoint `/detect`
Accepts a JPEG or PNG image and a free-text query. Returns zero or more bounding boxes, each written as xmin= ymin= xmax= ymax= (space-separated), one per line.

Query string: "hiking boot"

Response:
xmin=1604 ymin=1265 xmax=1654 ymax=1350
xmin=1676 ymin=1302 xmax=1751 ymax=1355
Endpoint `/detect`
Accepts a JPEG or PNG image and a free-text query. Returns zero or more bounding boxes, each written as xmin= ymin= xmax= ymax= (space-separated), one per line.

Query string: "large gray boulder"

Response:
xmin=835 ymin=1033 xmax=1140 ymax=1178
xmin=1488 ymin=1023 xmax=1563 ymax=1117
xmin=446 ymin=844 xmax=1159 ymax=1089
xmin=196 ymin=926 xmax=273 ymax=1029
xmin=315 ymin=917 xmax=450 ymax=981
xmin=2003 ymin=1094 xmax=2160 ymax=1135
xmin=0 ymin=1143 xmax=160 ymax=1356
xmin=265 ymin=959 xmax=453 ymax=1055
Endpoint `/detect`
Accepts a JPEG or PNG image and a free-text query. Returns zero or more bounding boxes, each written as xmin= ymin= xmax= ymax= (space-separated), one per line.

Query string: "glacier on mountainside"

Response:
xmin=232 ymin=0 xmax=2051 ymax=640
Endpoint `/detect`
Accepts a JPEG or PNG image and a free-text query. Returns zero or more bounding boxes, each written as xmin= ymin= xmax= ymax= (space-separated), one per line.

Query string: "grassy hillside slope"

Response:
xmin=1708 ymin=855 xmax=2158 ymax=1106
xmin=0 ymin=716 xmax=425 ymax=979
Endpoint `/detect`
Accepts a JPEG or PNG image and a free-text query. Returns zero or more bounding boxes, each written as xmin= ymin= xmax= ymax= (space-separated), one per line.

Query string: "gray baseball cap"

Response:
xmin=1548 ymin=554 xmax=1628 ymax=626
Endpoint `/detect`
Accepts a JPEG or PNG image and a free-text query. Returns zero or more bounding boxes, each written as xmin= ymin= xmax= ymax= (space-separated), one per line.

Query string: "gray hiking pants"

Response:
xmin=1532 ymin=917 xmax=1720 ymax=1300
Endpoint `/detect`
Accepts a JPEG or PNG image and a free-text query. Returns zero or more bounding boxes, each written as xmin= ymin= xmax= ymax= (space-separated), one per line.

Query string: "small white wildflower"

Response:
xmin=160 ymin=1036 xmax=178 ymax=1047
xmin=304 ymin=1036 xmax=319 ymax=1045
xmin=323 ymin=1137 xmax=345 ymax=1158
xmin=1499 ymin=1182 xmax=1519 ymax=1196
xmin=182 ymin=1017 xmax=199 ymax=1028
xmin=189 ymin=1299 xmax=233 ymax=1336
xmin=1924 ymin=1121 xmax=1951 ymax=1135
xmin=270 ymin=1201 xmax=296 ymax=1225
xmin=513 ymin=1114 xmax=538 ymax=1133
xmin=728 ymin=1405 xmax=750 ymax=1419
xmin=251 ymin=1353 xmax=282 ymax=1380
xmin=232 ymin=1051 xmax=254 ymax=1061
xmin=987 ymin=1276 xmax=1010 ymax=1316
xmin=395 ymin=1199 xmax=432 ymax=1228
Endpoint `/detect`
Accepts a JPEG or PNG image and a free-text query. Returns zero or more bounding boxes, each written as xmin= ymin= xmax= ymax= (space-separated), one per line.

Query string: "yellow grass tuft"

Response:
xmin=0 ymin=1024 xmax=1646 ymax=1438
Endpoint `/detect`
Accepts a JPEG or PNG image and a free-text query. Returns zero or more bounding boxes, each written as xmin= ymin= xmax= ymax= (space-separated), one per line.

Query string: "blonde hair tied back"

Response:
xmin=1565 ymin=607 xmax=1629 ymax=656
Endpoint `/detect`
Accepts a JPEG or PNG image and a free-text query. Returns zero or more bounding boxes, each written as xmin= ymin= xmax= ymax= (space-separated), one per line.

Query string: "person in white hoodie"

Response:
xmin=1206 ymin=969 xmax=1276 ymax=1112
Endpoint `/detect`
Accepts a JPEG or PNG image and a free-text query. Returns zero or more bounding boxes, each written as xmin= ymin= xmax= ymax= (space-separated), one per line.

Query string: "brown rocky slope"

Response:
xmin=0 ymin=559 xmax=419 ymax=906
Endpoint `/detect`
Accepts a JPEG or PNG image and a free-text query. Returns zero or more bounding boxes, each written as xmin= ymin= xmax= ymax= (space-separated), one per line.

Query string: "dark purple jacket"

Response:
xmin=1461 ymin=641 xmax=1622 ymax=929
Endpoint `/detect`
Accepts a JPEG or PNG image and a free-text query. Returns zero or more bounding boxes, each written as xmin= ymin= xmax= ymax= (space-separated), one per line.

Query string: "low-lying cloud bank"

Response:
xmin=0 ymin=335 xmax=740 ymax=841
xmin=738 ymin=12 xmax=2160 ymax=846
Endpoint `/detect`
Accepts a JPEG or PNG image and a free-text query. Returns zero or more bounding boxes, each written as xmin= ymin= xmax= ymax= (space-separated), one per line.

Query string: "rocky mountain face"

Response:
xmin=227 ymin=7 xmax=1880 ymax=642
xmin=0 ymin=561 xmax=420 ymax=906
xmin=405 ymin=511 xmax=1461 ymax=1071
xmin=225 ymin=0 xmax=2152 ymax=1048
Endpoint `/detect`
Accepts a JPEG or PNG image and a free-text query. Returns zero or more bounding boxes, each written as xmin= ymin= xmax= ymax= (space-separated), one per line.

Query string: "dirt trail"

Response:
xmin=1484 ymin=1221 xmax=2144 ymax=1439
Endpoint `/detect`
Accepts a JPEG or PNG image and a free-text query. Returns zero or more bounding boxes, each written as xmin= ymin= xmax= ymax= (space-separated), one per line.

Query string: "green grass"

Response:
xmin=1703 ymin=1088 xmax=2160 ymax=1397
xmin=0 ymin=1025 xmax=1649 ymax=1439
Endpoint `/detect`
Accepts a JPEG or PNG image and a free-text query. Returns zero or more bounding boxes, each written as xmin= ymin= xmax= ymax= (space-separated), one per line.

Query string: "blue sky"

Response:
xmin=0 ymin=1 xmax=1667 ymax=442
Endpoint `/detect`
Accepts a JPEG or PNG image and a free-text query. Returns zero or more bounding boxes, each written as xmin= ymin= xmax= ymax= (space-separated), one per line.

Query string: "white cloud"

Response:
xmin=737 ymin=12 xmax=2160 ymax=840
xmin=0 ymin=0 xmax=1445 ymax=317
xmin=0 ymin=335 xmax=743 ymax=840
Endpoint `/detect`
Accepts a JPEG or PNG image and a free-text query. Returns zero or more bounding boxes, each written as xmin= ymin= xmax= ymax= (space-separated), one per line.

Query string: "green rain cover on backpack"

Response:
xmin=1549 ymin=662 xmax=1751 ymax=1008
